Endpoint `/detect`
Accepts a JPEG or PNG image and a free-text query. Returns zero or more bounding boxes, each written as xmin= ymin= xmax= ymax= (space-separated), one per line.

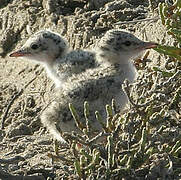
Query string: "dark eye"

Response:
xmin=124 ymin=41 xmax=131 ymax=46
xmin=31 ymin=44 xmax=39 ymax=50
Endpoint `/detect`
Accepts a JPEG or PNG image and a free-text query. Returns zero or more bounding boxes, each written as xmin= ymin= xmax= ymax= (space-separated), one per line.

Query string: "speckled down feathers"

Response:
xmin=53 ymin=49 xmax=97 ymax=83
xmin=30 ymin=30 xmax=68 ymax=58
xmin=22 ymin=30 xmax=69 ymax=61
xmin=41 ymin=63 xmax=136 ymax=136
xmin=96 ymin=29 xmax=147 ymax=64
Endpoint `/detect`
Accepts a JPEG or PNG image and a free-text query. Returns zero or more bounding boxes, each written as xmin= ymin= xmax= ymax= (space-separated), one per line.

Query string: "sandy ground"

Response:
xmin=0 ymin=0 xmax=180 ymax=179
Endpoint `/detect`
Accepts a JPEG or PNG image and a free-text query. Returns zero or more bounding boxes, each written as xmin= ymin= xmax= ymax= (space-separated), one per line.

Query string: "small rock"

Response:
xmin=7 ymin=123 xmax=32 ymax=138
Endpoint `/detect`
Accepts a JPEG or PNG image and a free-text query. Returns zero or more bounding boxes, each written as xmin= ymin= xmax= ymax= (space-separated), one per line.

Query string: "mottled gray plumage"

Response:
xmin=41 ymin=64 xmax=132 ymax=138
xmin=52 ymin=49 xmax=97 ymax=86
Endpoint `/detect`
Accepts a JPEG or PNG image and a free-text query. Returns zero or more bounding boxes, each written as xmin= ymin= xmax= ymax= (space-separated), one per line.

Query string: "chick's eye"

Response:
xmin=31 ymin=44 xmax=39 ymax=50
xmin=124 ymin=41 xmax=131 ymax=46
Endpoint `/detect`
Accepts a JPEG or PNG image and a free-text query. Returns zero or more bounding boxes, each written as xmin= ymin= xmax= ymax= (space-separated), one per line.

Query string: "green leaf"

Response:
xmin=154 ymin=45 xmax=181 ymax=61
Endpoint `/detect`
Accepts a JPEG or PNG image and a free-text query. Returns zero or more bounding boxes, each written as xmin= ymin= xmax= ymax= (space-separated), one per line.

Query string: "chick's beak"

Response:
xmin=144 ymin=42 xmax=158 ymax=49
xmin=9 ymin=50 xmax=29 ymax=57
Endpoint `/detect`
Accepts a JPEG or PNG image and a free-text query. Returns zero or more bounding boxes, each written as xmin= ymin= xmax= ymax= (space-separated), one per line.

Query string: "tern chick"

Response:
xmin=40 ymin=29 xmax=157 ymax=142
xmin=9 ymin=30 xmax=96 ymax=87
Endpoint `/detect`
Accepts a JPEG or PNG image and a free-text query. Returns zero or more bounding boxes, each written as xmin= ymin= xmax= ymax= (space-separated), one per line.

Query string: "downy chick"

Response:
xmin=9 ymin=30 xmax=96 ymax=88
xmin=40 ymin=29 xmax=157 ymax=142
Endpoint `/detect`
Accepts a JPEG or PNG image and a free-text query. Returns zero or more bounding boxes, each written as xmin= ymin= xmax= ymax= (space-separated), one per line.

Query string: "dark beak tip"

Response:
xmin=152 ymin=43 xmax=159 ymax=47
xmin=9 ymin=53 xmax=14 ymax=57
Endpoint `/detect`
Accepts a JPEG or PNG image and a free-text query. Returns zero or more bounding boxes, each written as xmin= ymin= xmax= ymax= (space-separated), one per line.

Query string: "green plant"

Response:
xmin=155 ymin=0 xmax=181 ymax=60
